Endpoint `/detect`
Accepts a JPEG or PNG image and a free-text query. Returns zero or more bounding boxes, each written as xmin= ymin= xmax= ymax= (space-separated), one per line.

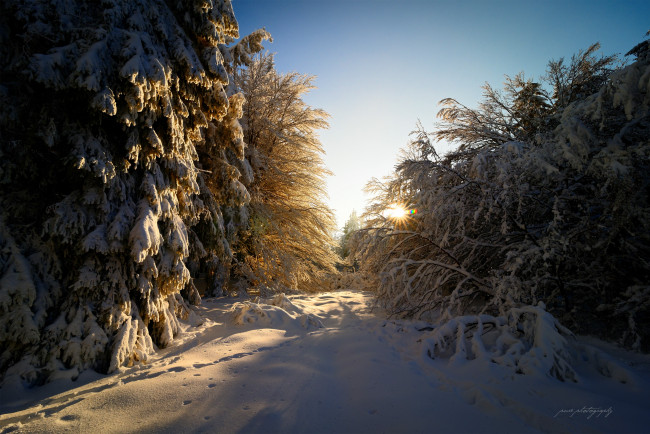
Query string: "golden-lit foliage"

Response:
xmin=234 ymin=54 xmax=338 ymax=291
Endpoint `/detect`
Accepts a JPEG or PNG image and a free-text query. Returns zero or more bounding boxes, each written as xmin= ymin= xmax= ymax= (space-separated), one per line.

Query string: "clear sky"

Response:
xmin=233 ymin=0 xmax=650 ymax=229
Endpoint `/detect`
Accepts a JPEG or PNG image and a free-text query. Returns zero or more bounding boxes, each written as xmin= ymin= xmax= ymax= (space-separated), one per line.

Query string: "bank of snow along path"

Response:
xmin=2 ymin=290 xmax=650 ymax=433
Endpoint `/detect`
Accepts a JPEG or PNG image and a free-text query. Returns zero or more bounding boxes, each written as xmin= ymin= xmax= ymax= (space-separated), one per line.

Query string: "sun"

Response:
xmin=383 ymin=204 xmax=408 ymax=220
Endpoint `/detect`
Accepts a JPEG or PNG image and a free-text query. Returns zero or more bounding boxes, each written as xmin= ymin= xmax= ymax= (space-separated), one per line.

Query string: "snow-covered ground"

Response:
xmin=1 ymin=290 xmax=649 ymax=433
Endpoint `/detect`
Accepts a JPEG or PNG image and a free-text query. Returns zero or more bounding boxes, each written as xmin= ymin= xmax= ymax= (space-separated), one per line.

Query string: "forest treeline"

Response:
xmin=0 ymin=0 xmax=336 ymax=383
xmin=355 ymin=38 xmax=650 ymax=355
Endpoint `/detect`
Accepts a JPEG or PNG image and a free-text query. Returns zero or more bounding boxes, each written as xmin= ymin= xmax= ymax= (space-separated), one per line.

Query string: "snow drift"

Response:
xmin=229 ymin=293 xmax=324 ymax=330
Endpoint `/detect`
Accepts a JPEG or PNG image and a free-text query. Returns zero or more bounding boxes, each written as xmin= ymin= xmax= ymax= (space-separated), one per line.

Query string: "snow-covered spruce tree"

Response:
xmin=356 ymin=41 xmax=650 ymax=358
xmin=0 ymin=0 xmax=268 ymax=383
xmin=232 ymin=54 xmax=337 ymax=293
xmin=188 ymin=28 xmax=271 ymax=298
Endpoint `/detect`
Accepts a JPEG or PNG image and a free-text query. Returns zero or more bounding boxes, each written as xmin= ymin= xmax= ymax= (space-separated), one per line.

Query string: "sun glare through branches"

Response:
xmin=383 ymin=204 xmax=418 ymax=221
xmin=383 ymin=204 xmax=407 ymax=219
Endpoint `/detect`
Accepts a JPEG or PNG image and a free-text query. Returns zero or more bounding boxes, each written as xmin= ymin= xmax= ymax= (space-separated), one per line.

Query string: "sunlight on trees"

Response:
xmin=233 ymin=54 xmax=338 ymax=293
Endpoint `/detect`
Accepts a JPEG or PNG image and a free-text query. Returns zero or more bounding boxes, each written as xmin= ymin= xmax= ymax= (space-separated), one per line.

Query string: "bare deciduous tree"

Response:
xmin=233 ymin=55 xmax=338 ymax=292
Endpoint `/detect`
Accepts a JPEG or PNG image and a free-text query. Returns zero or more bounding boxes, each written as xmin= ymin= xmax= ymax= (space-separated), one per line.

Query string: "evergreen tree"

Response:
xmin=0 ymin=0 xmax=268 ymax=382
xmin=338 ymin=210 xmax=361 ymax=260
xmin=510 ymin=77 xmax=552 ymax=139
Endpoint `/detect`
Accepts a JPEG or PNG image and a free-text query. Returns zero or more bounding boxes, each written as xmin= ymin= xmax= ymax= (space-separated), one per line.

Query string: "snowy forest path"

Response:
xmin=0 ymin=290 xmax=472 ymax=433
xmin=0 ymin=291 xmax=428 ymax=433
xmin=2 ymin=290 xmax=650 ymax=433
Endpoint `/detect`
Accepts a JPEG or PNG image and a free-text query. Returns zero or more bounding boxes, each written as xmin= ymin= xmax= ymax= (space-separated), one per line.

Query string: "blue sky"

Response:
xmin=234 ymin=0 xmax=650 ymax=229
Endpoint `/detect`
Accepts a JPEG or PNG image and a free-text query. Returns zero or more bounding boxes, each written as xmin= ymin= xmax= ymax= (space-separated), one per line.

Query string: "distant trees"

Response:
xmin=232 ymin=54 xmax=338 ymax=292
xmin=357 ymin=40 xmax=650 ymax=351
xmin=337 ymin=211 xmax=361 ymax=261
xmin=0 ymin=0 xmax=270 ymax=382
